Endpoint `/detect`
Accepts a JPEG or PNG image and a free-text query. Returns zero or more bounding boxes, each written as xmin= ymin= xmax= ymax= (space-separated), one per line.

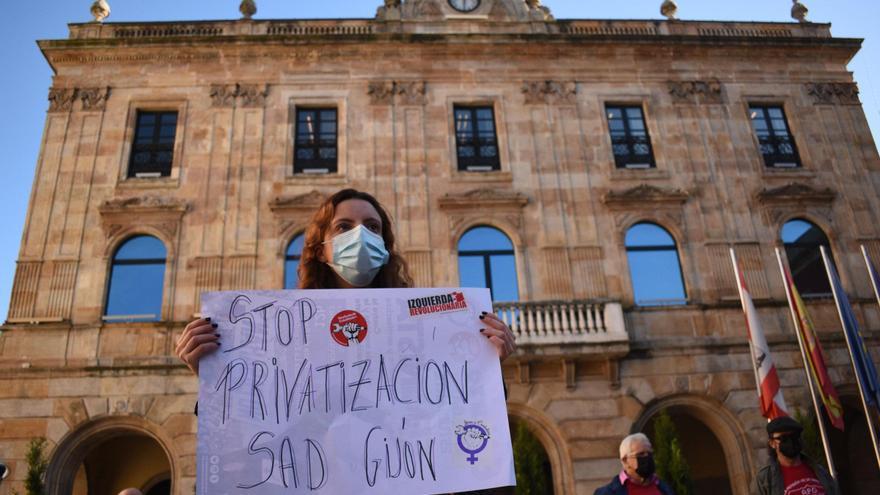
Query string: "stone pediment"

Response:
xmin=376 ymin=0 xmax=549 ymax=22
xmin=269 ymin=190 xmax=326 ymax=213
xmin=755 ymin=182 xmax=836 ymax=205
xmin=98 ymin=195 xmax=189 ymax=214
xmin=601 ymin=184 xmax=689 ymax=209
xmin=438 ymin=188 xmax=529 ymax=210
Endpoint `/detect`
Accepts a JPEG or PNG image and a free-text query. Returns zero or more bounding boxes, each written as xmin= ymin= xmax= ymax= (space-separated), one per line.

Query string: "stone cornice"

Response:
xmin=804 ymin=82 xmax=861 ymax=105
xmin=755 ymin=182 xmax=836 ymax=205
xmin=438 ymin=188 xmax=529 ymax=210
xmin=269 ymin=190 xmax=326 ymax=213
xmin=602 ymin=184 xmax=689 ymax=209
xmin=98 ymin=195 xmax=189 ymax=214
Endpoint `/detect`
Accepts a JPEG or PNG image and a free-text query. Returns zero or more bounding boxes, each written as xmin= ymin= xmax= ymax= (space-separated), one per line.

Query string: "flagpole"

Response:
xmin=821 ymin=246 xmax=880 ymax=469
xmin=863 ymin=245 xmax=880 ymax=309
xmin=774 ymin=248 xmax=837 ymax=479
xmin=730 ymin=248 xmax=766 ymax=409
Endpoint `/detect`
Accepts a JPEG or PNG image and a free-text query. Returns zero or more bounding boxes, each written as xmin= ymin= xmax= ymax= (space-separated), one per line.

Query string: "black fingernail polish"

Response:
xmin=480 ymin=328 xmax=485 ymax=332
xmin=212 ymin=323 xmax=218 ymax=328
xmin=206 ymin=317 xmax=212 ymax=322
xmin=479 ymin=315 xmax=485 ymax=320
xmin=215 ymin=333 xmax=221 ymax=338
xmin=481 ymin=311 xmax=487 ymax=315
xmin=217 ymin=342 xmax=221 ymax=346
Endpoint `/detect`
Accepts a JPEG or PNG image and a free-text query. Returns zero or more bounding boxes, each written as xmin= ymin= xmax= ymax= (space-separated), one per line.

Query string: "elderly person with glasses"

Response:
xmin=594 ymin=432 xmax=675 ymax=495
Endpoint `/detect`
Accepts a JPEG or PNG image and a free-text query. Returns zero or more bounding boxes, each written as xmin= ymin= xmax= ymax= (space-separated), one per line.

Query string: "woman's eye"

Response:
xmin=336 ymin=223 xmax=351 ymax=232
xmin=368 ymin=224 xmax=381 ymax=233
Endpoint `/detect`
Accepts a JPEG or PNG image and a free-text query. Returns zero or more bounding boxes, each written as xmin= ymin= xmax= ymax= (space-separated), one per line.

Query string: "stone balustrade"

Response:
xmin=64 ymin=18 xmax=831 ymax=41
xmin=493 ymin=300 xmax=627 ymax=346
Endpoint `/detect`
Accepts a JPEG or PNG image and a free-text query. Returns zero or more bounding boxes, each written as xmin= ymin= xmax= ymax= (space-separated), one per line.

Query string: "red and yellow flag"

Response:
xmin=782 ymin=264 xmax=845 ymax=430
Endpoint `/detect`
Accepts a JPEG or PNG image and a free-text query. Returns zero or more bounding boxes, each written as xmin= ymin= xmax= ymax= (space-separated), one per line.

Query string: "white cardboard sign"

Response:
xmin=197 ymin=288 xmax=515 ymax=494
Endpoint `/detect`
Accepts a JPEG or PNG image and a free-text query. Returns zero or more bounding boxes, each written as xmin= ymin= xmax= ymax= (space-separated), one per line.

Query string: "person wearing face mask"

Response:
xmin=594 ymin=433 xmax=675 ymax=495
xmin=176 ymin=189 xmax=516 ymax=494
xmin=756 ymin=416 xmax=839 ymax=495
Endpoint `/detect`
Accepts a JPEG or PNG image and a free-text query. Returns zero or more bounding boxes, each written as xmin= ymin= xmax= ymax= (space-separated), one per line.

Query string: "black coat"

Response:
xmin=593 ymin=475 xmax=676 ymax=495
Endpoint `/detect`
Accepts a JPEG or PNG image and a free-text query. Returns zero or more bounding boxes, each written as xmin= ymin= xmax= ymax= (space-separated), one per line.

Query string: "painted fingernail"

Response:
xmin=212 ymin=323 xmax=218 ymax=328
xmin=214 ymin=333 xmax=221 ymax=338
xmin=481 ymin=311 xmax=487 ymax=315
xmin=479 ymin=315 xmax=485 ymax=320
xmin=205 ymin=317 xmax=212 ymax=322
xmin=217 ymin=342 xmax=221 ymax=346
xmin=479 ymin=328 xmax=485 ymax=333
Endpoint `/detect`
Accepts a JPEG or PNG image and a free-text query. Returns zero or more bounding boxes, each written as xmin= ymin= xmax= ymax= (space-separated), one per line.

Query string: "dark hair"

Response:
xmin=298 ymin=189 xmax=413 ymax=289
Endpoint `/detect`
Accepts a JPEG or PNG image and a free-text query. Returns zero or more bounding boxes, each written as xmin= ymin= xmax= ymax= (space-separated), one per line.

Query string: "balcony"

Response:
xmin=494 ymin=299 xmax=628 ymax=348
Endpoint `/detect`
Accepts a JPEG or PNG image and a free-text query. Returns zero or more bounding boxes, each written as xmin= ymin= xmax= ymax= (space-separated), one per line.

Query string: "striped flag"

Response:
xmin=731 ymin=251 xmax=788 ymax=419
xmin=823 ymin=248 xmax=880 ymax=408
xmin=780 ymin=260 xmax=845 ymax=430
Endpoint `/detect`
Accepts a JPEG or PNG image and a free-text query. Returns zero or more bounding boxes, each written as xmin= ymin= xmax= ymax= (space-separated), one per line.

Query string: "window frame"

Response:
xmin=781 ymin=218 xmax=833 ymax=298
xmin=453 ymin=105 xmax=502 ymax=172
xmin=624 ymin=222 xmax=688 ymax=306
xmin=748 ymin=104 xmax=802 ymax=169
xmin=103 ymin=234 xmax=168 ymax=322
xmin=284 ymin=233 xmax=305 ymax=290
xmin=127 ymin=110 xmax=179 ymax=179
xmin=604 ymin=104 xmax=656 ymax=170
xmin=293 ymin=106 xmax=339 ymax=175
xmin=457 ymin=226 xmax=519 ymax=302
xmin=119 ymin=100 xmax=187 ymax=187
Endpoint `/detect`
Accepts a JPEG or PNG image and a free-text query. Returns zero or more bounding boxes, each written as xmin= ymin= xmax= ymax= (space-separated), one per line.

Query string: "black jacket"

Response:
xmin=594 ymin=475 xmax=675 ymax=495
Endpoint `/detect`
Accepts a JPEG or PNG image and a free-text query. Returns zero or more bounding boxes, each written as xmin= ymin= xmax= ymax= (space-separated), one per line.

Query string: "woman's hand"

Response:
xmin=479 ymin=311 xmax=517 ymax=361
xmin=175 ymin=317 xmax=220 ymax=375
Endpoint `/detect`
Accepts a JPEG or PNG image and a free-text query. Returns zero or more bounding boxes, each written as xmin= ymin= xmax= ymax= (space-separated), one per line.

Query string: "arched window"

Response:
xmin=458 ymin=226 xmax=519 ymax=301
xmin=105 ymin=235 xmax=166 ymax=321
xmin=625 ymin=223 xmax=687 ymax=306
xmin=782 ymin=219 xmax=832 ymax=296
xmin=284 ymin=234 xmax=305 ymax=289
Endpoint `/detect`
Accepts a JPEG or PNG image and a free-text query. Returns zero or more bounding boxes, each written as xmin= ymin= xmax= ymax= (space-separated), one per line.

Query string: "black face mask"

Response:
xmin=778 ymin=435 xmax=802 ymax=459
xmin=635 ymin=454 xmax=656 ymax=479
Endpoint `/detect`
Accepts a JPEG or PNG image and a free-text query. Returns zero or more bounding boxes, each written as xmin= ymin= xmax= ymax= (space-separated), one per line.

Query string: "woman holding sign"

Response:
xmin=176 ymin=188 xmax=517 ymax=372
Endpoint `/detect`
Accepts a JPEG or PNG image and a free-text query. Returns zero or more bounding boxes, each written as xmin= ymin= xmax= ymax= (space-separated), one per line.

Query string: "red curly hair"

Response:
xmin=298 ymin=189 xmax=413 ymax=289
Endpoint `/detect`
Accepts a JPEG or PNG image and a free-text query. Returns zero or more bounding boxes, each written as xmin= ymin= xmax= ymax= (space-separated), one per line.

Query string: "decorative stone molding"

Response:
xmin=209 ymin=83 xmax=269 ymax=107
xmin=438 ymin=188 xmax=529 ymax=244
xmin=367 ymin=81 xmax=426 ymax=105
xmin=269 ymin=190 xmax=326 ymax=235
xmin=661 ymin=0 xmax=678 ymax=20
xmin=668 ymin=80 xmax=722 ymax=104
xmin=98 ymin=195 xmax=189 ymax=243
xmin=48 ymin=88 xmax=77 ymax=113
xmin=804 ymin=82 xmax=860 ymax=105
xmin=602 ymin=184 xmax=689 ymax=209
xmin=395 ymin=81 xmax=427 ymax=105
xmin=367 ymin=81 xmax=395 ymax=105
xmin=521 ymin=81 xmax=577 ymax=105
xmin=239 ymin=0 xmax=256 ymax=20
xmin=90 ymin=0 xmax=110 ymax=23
xmin=755 ymin=182 xmax=836 ymax=206
xmin=79 ymin=87 xmax=111 ymax=111
xmin=525 ymin=0 xmax=554 ymax=21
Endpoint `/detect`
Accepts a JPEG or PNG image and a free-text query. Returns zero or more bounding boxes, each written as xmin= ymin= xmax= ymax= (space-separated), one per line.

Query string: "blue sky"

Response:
xmin=1 ymin=0 xmax=878 ymax=321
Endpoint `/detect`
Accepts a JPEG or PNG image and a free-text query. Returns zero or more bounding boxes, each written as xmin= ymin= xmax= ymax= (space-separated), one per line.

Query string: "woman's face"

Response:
xmin=320 ymin=198 xmax=384 ymax=286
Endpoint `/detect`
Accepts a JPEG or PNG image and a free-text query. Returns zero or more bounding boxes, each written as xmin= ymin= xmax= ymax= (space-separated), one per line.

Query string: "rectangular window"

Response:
xmin=128 ymin=110 xmax=178 ymax=178
xmin=294 ymin=108 xmax=338 ymax=174
xmin=606 ymin=105 xmax=655 ymax=169
xmin=749 ymin=105 xmax=801 ymax=168
xmin=454 ymin=106 xmax=500 ymax=172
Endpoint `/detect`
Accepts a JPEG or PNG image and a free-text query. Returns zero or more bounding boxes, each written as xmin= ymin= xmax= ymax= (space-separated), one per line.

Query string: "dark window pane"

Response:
xmin=782 ymin=219 xmax=832 ymax=296
xmin=294 ymin=108 xmax=337 ymax=174
xmin=128 ymin=110 xmax=177 ymax=178
xmin=605 ymin=105 xmax=655 ymax=169
xmin=105 ymin=235 xmax=166 ymax=320
xmin=454 ymin=106 xmax=501 ymax=171
xmin=749 ymin=105 xmax=801 ymax=168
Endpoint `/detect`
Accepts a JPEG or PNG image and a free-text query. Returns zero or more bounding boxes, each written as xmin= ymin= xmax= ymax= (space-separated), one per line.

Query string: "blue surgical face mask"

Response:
xmin=326 ymin=224 xmax=390 ymax=287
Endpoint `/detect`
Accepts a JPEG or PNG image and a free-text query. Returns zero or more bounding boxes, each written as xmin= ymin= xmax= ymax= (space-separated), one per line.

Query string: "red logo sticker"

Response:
xmin=330 ymin=310 xmax=368 ymax=346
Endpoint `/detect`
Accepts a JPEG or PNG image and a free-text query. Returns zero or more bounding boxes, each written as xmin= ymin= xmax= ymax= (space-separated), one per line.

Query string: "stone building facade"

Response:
xmin=2 ymin=0 xmax=880 ymax=494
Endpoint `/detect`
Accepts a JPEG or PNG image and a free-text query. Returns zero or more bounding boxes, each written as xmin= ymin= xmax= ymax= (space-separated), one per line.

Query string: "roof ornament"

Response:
xmin=791 ymin=1 xmax=808 ymax=23
xmin=660 ymin=0 xmax=678 ymax=21
xmin=240 ymin=0 xmax=257 ymax=20
xmin=90 ymin=0 xmax=110 ymax=23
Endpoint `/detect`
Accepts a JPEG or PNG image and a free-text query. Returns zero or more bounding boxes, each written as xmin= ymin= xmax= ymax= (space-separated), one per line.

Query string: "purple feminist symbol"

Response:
xmin=456 ymin=423 xmax=490 ymax=464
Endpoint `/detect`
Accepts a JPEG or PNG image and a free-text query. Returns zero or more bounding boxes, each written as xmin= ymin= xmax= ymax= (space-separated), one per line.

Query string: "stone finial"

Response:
xmin=660 ymin=0 xmax=678 ymax=20
xmin=791 ymin=1 xmax=808 ymax=23
xmin=240 ymin=0 xmax=257 ymax=20
xmin=90 ymin=0 xmax=110 ymax=23
xmin=384 ymin=0 xmax=400 ymax=8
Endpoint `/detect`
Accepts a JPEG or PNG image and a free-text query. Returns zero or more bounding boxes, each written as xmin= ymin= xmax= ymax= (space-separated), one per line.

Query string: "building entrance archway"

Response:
xmin=634 ymin=395 xmax=753 ymax=495
xmin=827 ymin=398 xmax=880 ymax=494
xmin=45 ymin=417 xmax=176 ymax=495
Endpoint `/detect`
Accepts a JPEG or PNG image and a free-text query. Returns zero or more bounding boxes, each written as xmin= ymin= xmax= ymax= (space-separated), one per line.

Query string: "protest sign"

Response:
xmin=196 ymin=288 xmax=515 ymax=494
